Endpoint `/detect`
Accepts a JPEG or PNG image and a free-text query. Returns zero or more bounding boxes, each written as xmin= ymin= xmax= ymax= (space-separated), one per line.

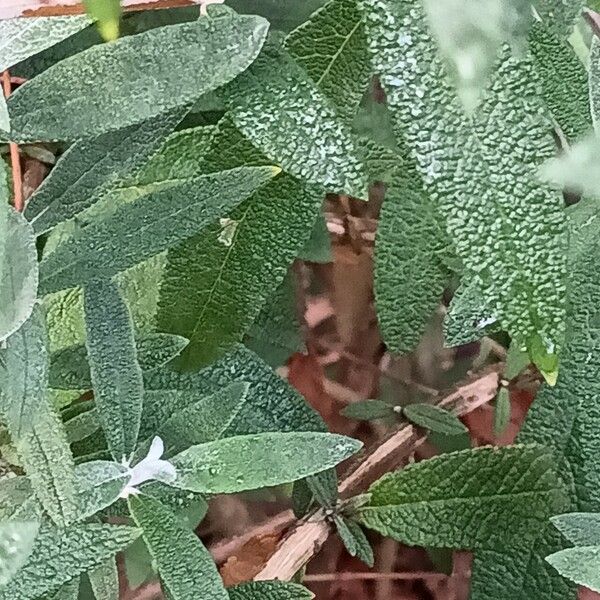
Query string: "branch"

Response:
xmin=253 ymin=366 xmax=501 ymax=582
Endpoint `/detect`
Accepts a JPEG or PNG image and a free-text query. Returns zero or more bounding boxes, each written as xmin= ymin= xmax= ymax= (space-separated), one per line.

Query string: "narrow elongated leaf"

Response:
xmin=0 ymin=96 xmax=8 ymax=135
xmin=142 ymin=344 xmax=327 ymax=439
xmin=39 ymin=166 xmax=277 ymax=295
xmin=402 ymin=404 xmax=468 ymax=436
xmin=50 ymin=333 xmax=187 ymax=390
xmin=591 ymin=37 xmax=600 ymax=132
xmin=8 ymin=13 xmax=269 ymax=141
xmin=529 ymin=22 xmax=591 ymax=142
xmin=375 ymin=169 xmax=448 ymax=354
xmin=333 ymin=516 xmax=374 ymax=567
xmin=0 ymin=16 xmax=90 ymax=72
xmin=358 ymin=446 xmax=564 ymax=549
xmin=0 ymin=522 xmax=139 ymax=600
xmin=84 ymin=278 xmax=144 ymax=461
xmin=285 ymin=0 xmax=370 ymax=120
xmin=1 ymin=309 xmax=77 ymax=526
xmin=228 ymin=44 xmax=368 ymax=196
xmin=0 ymin=200 xmax=38 ymax=343
xmin=128 ymin=495 xmax=228 ymax=600
xmin=342 ymin=400 xmax=396 ymax=421
xmin=533 ymin=0 xmax=585 ymax=34
xmin=546 ymin=546 xmax=600 ymax=592
xmin=171 ymin=432 xmax=361 ymax=493
xmin=363 ymin=0 xmax=568 ymax=359
xmin=228 ymin=581 xmax=314 ymax=600
xmin=89 ymin=559 xmax=119 ymax=600
xmin=74 ymin=461 xmax=130 ymax=519
xmin=65 ymin=410 xmax=100 ymax=444
xmin=26 ymin=111 xmax=187 ymax=235
xmin=0 ymin=521 xmax=39 ymax=587
xmin=551 ymin=513 xmax=600 ymax=546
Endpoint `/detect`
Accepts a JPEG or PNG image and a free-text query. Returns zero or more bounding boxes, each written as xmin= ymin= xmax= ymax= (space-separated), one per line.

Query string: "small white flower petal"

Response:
xmin=147 ymin=436 xmax=165 ymax=461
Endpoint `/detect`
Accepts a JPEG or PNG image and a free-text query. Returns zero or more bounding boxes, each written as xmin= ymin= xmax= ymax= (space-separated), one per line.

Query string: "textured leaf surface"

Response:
xmin=39 ymin=167 xmax=276 ymax=294
xmin=551 ymin=513 xmax=600 ymax=546
xmin=0 ymin=16 xmax=90 ymax=73
xmin=73 ymin=461 xmax=129 ymax=519
xmin=529 ymin=23 xmax=591 ymax=142
xmin=228 ymin=43 xmax=367 ymax=196
xmin=228 ymin=581 xmax=314 ymax=600
xmin=171 ymin=432 xmax=361 ymax=493
xmin=1 ymin=309 xmax=77 ymax=526
xmin=0 ymin=523 xmax=139 ymax=600
xmin=546 ymin=546 xmax=600 ymax=592
xmin=0 ymin=200 xmax=38 ymax=344
xmin=591 ymin=38 xmax=600 ymax=132
xmin=374 ymin=169 xmax=448 ymax=354
xmin=89 ymin=558 xmax=119 ymax=600
xmin=402 ymin=404 xmax=467 ymax=436
xmin=50 ymin=333 xmax=186 ymax=390
xmin=41 ymin=579 xmax=79 ymax=600
xmin=0 ymin=521 xmax=39 ymax=587
xmin=358 ymin=446 xmax=564 ymax=549
xmin=128 ymin=495 xmax=228 ymax=600
xmin=342 ymin=400 xmax=396 ymax=421
xmin=84 ymin=279 xmax=144 ymax=461
xmin=470 ymin=199 xmax=600 ymax=600
xmin=533 ymin=0 xmax=585 ymax=34
xmin=284 ymin=0 xmax=370 ymax=120
xmin=8 ymin=13 xmax=269 ymax=141
xmin=25 ymin=111 xmax=186 ymax=235
xmin=363 ymin=0 xmax=567 ymax=355
xmin=334 ymin=516 xmax=374 ymax=567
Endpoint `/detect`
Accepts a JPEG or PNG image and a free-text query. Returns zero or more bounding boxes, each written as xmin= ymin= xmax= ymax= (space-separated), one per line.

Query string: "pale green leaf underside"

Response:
xmin=84 ymin=278 xmax=144 ymax=461
xmin=551 ymin=512 xmax=600 ymax=546
xmin=39 ymin=166 xmax=277 ymax=295
xmin=591 ymin=38 xmax=600 ymax=132
xmin=359 ymin=445 xmax=564 ymax=549
xmin=88 ymin=558 xmax=119 ymax=600
xmin=0 ymin=521 xmax=39 ymax=587
xmin=546 ymin=546 xmax=600 ymax=592
xmin=0 ymin=206 xmax=38 ymax=344
xmin=171 ymin=432 xmax=361 ymax=494
xmin=128 ymin=495 xmax=228 ymax=600
xmin=8 ymin=13 xmax=269 ymax=141
xmin=363 ymin=0 xmax=567 ymax=353
xmin=0 ymin=523 xmax=139 ymax=600
xmin=0 ymin=16 xmax=90 ymax=73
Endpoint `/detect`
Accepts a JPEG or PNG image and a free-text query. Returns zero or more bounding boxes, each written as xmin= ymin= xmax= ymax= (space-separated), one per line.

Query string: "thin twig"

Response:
xmin=1 ymin=71 xmax=23 ymax=212
xmin=253 ymin=366 xmax=501 ymax=582
xmin=303 ymin=571 xmax=453 ymax=582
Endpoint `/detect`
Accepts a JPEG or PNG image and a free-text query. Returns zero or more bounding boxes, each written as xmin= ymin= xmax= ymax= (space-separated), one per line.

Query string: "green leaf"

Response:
xmin=39 ymin=166 xmax=277 ymax=295
xmin=307 ymin=469 xmax=338 ymax=509
xmin=363 ymin=0 xmax=568 ymax=359
xmin=591 ymin=37 xmax=600 ymax=132
xmin=159 ymin=172 xmax=320 ymax=368
xmin=0 ymin=201 xmax=38 ymax=344
xmin=228 ymin=581 xmax=314 ymax=599
xmin=128 ymin=495 xmax=228 ymax=600
xmin=227 ymin=0 xmax=326 ymax=32
xmin=0 ymin=96 xmax=9 ymax=135
xmin=8 ymin=12 xmax=269 ymax=141
xmin=358 ymin=445 xmax=564 ymax=549
xmin=227 ymin=43 xmax=368 ymax=196
xmin=150 ymin=382 xmax=250 ymax=457
xmin=142 ymin=344 xmax=327 ymax=438
xmin=532 ymin=0 xmax=585 ymax=35
xmin=84 ymin=278 xmax=144 ymax=461
xmin=0 ymin=16 xmax=91 ymax=72
xmin=422 ymin=0 xmax=531 ymax=111
xmin=402 ymin=404 xmax=468 ymax=436
xmin=551 ymin=513 xmax=600 ymax=545
xmin=546 ymin=546 xmax=600 ymax=592
xmin=529 ymin=22 xmax=591 ymax=143
xmin=0 ymin=522 xmax=139 ymax=600
xmin=504 ymin=339 xmax=530 ymax=380
xmin=342 ymin=400 xmax=397 ymax=421
xmin=334 ymin=516 xmax=374 ymax=567
xmin=65 ymin=409 xmax=100 ymax=444
xmin=73 ymin=461 xmax=129 ymax=519
xmin=50 ymin=333 xmax=187 ymax=390
xmin=0 ymin=521 xmax=39 ymax=587
xmin=298 ymin=213 xmax=332 ymax=264
xmin=25 ymin=111 xmax=186 ymax=235
xmin=374 ymin=169 xmax=448 ymax=354
xmin=0 ymin=478 xmax=32 ymax=521
xmin=171 ymin=432 xmax=361 ymax=493
xmin=88 ymin=558 xmax=119 ymax=600
xmin=284 ymin=0 xmax=371 ymax=120
xmin=1 ymin=309 xmax=77 ymax=526
xmin=84 ymin=0 xmax=122 ymax=41
xmin=493 ymin=388 xmax=511 ymax=437
xmin=41 ymin=579 xmax=80 ymax=600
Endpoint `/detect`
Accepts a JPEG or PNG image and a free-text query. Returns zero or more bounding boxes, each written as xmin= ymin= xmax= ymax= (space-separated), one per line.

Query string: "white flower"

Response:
xmin=119 ymin=436 xmax=177 ymax=498
xmin=200 ymin=0 xmax=225 ymax=16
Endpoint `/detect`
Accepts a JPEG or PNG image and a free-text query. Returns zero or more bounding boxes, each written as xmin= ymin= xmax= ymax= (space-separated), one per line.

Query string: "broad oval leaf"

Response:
xmin=8 ymin=12 xmax=269 ymax=141
xmin=0 ymin=16 xmax=91 ymax=73
xmin=128 ymin=495 xmax=228 ymax=600
xmin=358 ymin=445 xmax=564 ymax=549
xmin=0 ymin=521 xmax=39 ymax=587
xmin=170 ymin=432 xmax=361 ymax=494
xmin=39 ymin=166 xmax=278 ymax=295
